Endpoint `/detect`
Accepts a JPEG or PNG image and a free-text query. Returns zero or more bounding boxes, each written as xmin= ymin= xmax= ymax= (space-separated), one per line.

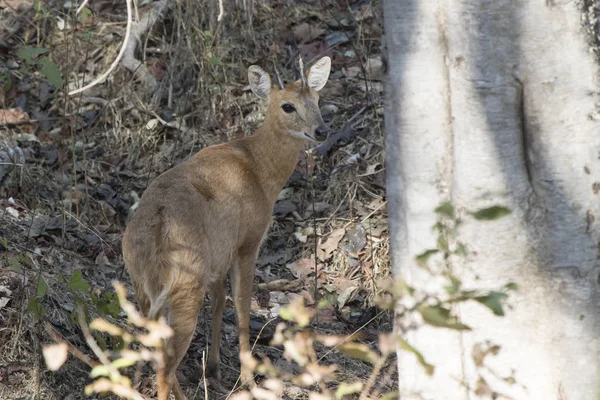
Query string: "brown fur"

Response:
xmin=122 ymin=60 xmax=330 ymax=400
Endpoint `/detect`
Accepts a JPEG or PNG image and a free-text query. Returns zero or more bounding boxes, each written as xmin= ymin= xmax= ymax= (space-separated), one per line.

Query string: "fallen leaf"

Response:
xmin=365 ymin=56 xmax=383 ymax=80
xmin=293 ymin=23 xmax=325 ymax=44
xmin=354 ymin=3 xmax=374 ymax=21
xmin=357 ymin=81 xmax=384 ymax=93
xmin=317 ymin=228 xmax=345 ymax=261
xmin=325 ymin=276 xmax=357 ymax=296
xmin=145 ymin=118 xmax=159 ymax=130
xmin=5 ymin=207 xmax=19 ymax=218
xmin=95 ymin=251 xmax=109 ymax=270
xmin=274 ymin=200 xmax=297 ymax=216
xmin=359 ymin=162 xmax=383 ymax=177
xmin=0 ymin=297 xmax=10 ymax=309
xmin=315 ymin=306 xmax=337 ymax=323
xmin=362 ymin=218 xmax=388 ymax=238
xmin=336 ymin=285 xmax=358 ymax=308
xmin=294 ymin=226 xmax=314 ymax=243
xmin=286 ymin=258 xmax=316 ymax=280
xmin=341 ymin=223 xmax=367 ymax=254
xmin=344 ymin=65 xmax=361 ymax=79
xmin=256 ymin=248 xmax=294 ymax=267
xmin=299 ymin=40 xmax=333 ymax=63
xmin=26 ymin=216 xmax=77 ymax=238
xmin=298 ymin=289 xmax=315 ymax=305
xmin=0 ymin=108 xmax=29 ymax=124
xmin=325 ymin=31 xmax=354 ymax=47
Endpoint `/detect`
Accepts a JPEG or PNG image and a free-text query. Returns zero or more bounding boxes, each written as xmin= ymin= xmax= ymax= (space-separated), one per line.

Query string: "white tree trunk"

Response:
xmin=384 ymin=1 xmax=600 ymax=399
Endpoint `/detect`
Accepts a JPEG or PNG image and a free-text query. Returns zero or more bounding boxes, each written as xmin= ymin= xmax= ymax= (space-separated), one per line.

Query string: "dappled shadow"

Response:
xmin=470 ymin=0 xmax=599 ymax=312
xmin=469 ymin=1 xmax=600 ymax=396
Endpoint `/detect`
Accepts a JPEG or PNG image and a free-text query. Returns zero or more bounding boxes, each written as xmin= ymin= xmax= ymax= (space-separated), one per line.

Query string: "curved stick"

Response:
xmin=68 ymin=0 xmax=133 ymax=96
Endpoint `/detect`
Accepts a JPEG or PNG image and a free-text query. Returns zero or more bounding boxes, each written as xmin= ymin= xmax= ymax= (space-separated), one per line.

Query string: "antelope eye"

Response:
xmin=281 ymin=104 xmax=295 ymax=113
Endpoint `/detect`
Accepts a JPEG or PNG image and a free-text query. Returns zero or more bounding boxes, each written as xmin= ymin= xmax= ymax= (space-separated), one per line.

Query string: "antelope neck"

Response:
xmin=245 ymin=118 xmax=305 ymax=202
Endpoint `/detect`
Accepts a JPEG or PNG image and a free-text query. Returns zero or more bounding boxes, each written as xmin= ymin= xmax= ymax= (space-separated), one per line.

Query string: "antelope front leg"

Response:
xmin=207 ymin=275 xmax=227 ymax=380
xmin=231 ymin=251 xmax=258 ymax=387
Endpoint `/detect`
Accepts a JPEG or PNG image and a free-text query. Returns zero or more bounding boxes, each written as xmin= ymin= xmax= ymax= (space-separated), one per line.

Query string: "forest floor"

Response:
xmin=0 ymin=0 xmax=393 ymax=398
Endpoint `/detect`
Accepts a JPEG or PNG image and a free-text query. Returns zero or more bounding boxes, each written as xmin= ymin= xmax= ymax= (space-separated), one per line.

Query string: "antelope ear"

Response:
xmin=306 ymin=56 xmax=331 ymax=91
xmin=248 ymin=66 xmax=272 ymax=100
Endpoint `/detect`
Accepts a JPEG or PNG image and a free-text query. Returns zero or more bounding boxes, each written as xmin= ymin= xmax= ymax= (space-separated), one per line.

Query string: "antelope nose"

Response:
xmin=315 ymin=124 xmax=329 ymax=141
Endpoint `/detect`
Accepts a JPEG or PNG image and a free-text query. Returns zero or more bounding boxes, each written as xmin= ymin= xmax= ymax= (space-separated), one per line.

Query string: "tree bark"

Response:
xmin=384 ymin=1 xmax=600 ymax=399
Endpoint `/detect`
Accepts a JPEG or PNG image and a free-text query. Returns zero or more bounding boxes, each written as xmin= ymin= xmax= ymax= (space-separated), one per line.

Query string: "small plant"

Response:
xmin=16 ymin=46 xmax=63 ymax=89
xmin=377 ymin=202 xmax=519 ymax=396
xmin=232 ymin=297 xmax=398 ymax=400
xmin=43 ymin=282 xmax=173 ymax=400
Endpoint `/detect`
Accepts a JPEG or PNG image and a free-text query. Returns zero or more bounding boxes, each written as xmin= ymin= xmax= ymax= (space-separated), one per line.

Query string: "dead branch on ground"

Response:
xmin=122 ymin=0 xmax=174 ymax=95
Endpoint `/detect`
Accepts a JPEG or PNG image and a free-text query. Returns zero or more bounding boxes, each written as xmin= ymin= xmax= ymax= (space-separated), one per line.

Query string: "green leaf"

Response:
xmin=472 ymin=206 xmax=511 ymax=221
xmin=17 ymin=47 xmax=49 ymax=65
xmin=415 ymin=249 xmax=438 ymax=266
xmin=90 ymin=364 xmax=110 ymax=378
xmin=455 ymin=243 xmax=468 ymax=257
xmin=437 ymin=235 xmax=449 ymax=252
xmin=112 ymin=357 xmax=137 ymax=370
xmin=278 ymin=306 xmax=294 ymax=322
xmin=380 ymin=392 xmax=400 ymax=400
xmin=19 ymin=252 xmax=32 ymax=267
xmin=37 ymin=275 xmax=48 ymax=297
xmin=504 ymin=282 xmax=518 ymax=291
xmin=68 ymin=270 xmax=90 ymax=293
xmin=79 ymin=6 xmax=92 ymax=24
xmin=335 ymin=382 xmax=363 ymax=399
xmin=209 ymin=56 xmax=222 ymax=66
xmin=27 ymin=297 xmax=45 ymax=321
xmin=0 ymin=71 xmax=12 ymax=92
xmin=39 ymin=57 xmax=63 ymax=88
xmin=444 ymin=273 xmax=462 ymax=295
xmin=419 ymin=305 xmax=471 ymax=330
xmin=94 ymin=331 xmax=107 ymax=351
xmin=338 ymin=342 xmax=378 ymax=364
xmin=398 ymin=338 xmax=434 ymax=375
xmin=8 ymin=258 xmax=22 ymax=273
xmin=474 ymin=291 xmax=508 ymax=316
xmin=435 ymin=202 xmax=455 ymax=218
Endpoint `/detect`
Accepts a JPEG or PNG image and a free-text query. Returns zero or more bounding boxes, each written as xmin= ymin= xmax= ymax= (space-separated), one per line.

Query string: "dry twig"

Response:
xmin=69 ymin=0 xmax=133 ymax=95
xmin=121 ymin=0 xmax=173 ymax=94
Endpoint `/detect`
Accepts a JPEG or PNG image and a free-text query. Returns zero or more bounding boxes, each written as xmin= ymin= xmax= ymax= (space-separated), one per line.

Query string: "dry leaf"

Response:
xmin=286 ymin=258 xmax=315 ymax=279
xmin=315 ymin=305 xmax=337 ymax=323
xmin=354 ymin=3 xmax=374 ymax=21
xmin=317 ymin=228 xmax=345 ymax=261
xmin=298 ymin=289 xmax=315 ymax=305
xmin=326 ymin=276 xmax=357 ymax=294
xmin=344 ymin=65 xmax=361 ymax=79
xmin=299 ymin=40 xmax=332 ymax=63
xmin=0 ymin=109 xmax=29 ymax=124
xmin=43 ymin=343 xmax=69 ymax=371
xmin=0 ymin=297 xmax=10 ymax=309
xmin=293 ymin=23 xmax=325 ymax=44
xmin=365 ymin=56 xmax=383 ymax=80
xmin=336 ymin=285 xmax=358 ymax=308
xmin=341 ymin=223 xmax=367 ymax=254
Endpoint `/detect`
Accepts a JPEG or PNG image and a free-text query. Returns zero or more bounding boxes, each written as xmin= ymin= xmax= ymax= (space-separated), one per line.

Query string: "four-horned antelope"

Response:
xmin=122 ymin=56 xmax=331 ymax=400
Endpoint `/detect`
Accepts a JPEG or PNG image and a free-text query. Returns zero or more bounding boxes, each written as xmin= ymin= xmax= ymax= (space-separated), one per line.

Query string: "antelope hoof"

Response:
xmin=240 ymin=368 xmax=256 ymax=389
xmin=206 ymin=363 xmax=221 ymax=380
